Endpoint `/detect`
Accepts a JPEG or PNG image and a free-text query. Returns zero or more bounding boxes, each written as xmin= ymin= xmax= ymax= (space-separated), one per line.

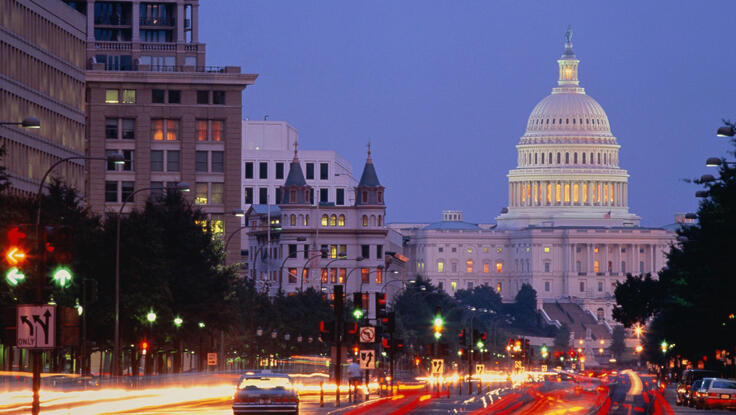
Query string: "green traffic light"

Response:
xmin=476 ymin=340 xmax=484 ymax=350
xmin=146 ymin=309 xmax=157 ymax=323
xmin=353 ymin=308 xmax=364 ymax=320
xmin=173 ymin=316 xmax=183 ymax=327
xmin=5 ymin=267 xmax=26 ymax=286
xmin=433 ymin=316 xmax=444 ymax=329
xmin=51 ymin=266 xmax=72 ymax=287
xmin=434 ymin=331 xmax=442 ymax=340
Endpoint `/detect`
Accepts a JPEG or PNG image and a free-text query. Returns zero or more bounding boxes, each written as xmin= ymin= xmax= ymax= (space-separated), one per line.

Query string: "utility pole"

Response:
xmin=334 ymin=284 xmax=343 ymax=406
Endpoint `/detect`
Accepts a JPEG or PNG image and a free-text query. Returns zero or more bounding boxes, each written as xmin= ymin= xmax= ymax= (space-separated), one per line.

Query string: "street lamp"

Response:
xmin=173 ymin=316 xmax=183 ymax=328
xmin=700 ymin=174 xmax=716 ymax=183
xmin=0 ymin=117 xmax=41 ymax=128
xmin=113 ymin=182 xmax=189 ymax=377
xmin=717 ymin=123 xmax=735 ymax=137
xmin=146 ymin=309 xmax=157 ymax=324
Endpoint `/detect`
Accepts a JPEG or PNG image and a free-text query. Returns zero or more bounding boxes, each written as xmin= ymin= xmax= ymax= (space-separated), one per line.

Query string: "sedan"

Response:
xmin=232 ymin=372 xmax=299 ymax=414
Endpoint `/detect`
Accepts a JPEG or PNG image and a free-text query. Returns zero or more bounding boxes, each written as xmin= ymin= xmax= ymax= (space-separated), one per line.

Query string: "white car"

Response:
xmin=232 ymin=372 xmax=299 ymax=414
xmin=693 ymin=377 xmax=736 ymax=410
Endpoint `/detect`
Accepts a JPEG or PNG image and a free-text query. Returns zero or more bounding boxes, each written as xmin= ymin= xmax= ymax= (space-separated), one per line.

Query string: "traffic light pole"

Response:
xmin=334 ymin=285 xmax=343 ymax=407
xmin=468 ymin=329 xmax=473 ymax=395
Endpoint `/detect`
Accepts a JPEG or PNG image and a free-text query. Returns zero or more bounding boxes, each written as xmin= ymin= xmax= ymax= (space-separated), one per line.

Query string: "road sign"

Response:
xmin=359 ymin=326 xmax=375 ymax=343
xmin=431 ymin=359 xmax=444 ymax=375
xmin=513 ymin=360 xmax=522 ymax=370
xmin=359 ymin=349 xmax=375 ymax=369
xmin=475 ymin=363 xmax=485 ymax=375
xmin=207 ymin=353 xmax=217 ymax=366
xmin=541 ymin=364 xmax=548 ymax=372
xmin=16 ymin=305 xmax=56 ymax=349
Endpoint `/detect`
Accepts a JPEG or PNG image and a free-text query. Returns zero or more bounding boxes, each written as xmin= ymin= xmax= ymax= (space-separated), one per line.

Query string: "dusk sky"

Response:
xmin=201 ymin=1 xmax=736 ymax=227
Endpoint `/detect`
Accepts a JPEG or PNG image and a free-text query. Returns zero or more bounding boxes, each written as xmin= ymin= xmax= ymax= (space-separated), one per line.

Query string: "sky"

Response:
xmin=200 ymin=1 xmax=736 ymax=227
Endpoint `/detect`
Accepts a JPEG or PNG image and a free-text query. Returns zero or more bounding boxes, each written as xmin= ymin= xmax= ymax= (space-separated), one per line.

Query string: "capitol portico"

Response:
xmin=390 ymin=31 xmax=675 ymax=329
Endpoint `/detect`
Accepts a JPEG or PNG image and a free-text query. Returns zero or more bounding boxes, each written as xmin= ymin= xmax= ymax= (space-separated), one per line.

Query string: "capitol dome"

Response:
xmin=496 ymin=29 xmax=640 ymax=229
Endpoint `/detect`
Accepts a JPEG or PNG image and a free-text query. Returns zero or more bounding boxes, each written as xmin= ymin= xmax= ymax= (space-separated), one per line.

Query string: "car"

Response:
xmin=690 ymin=378 xmax=713 ymax=408
xmin=676 ymin=369 xmax=718 ymax=406
xmin=232 ymin=372 xmax=299 ymax=414
xmin=693 ymin=378 xmax=736 ymax=410
xmin=685 ymin=379 xmax=703 ymax=408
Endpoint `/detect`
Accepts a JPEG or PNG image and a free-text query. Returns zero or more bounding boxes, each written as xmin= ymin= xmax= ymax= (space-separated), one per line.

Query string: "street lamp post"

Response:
xmin=112 ymin=182 xmax=189 ymax=378
xmin=29 ymin=150 xmax=121 ymax=415
xmin=0 ymin=117 xmax=41 ymax=129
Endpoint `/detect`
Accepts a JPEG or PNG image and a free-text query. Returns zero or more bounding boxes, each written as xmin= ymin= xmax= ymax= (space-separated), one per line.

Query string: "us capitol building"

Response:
xmin=390 ymin=32 xmax=675 ymax=328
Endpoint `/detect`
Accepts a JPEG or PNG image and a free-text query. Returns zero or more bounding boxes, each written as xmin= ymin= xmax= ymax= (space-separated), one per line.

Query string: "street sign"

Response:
xmin=207 ymin=353 xmax=217 ymax=366
xmin=359 ymin=326 xmax=375 ymax=343
xmin=431 ymin=358 xmax=444 ymax=375
xmin=359 ymin=349 xmax=375 ymax=369
xmin=541 ymin=364 xmax=548 ymax=372
xmin=513 ymin=360 xmax=522 ymax=370
xmin=16 ymin=305 xmax=56 ymax=349
xmin=475 ymin=363 xmax=485 ymax=375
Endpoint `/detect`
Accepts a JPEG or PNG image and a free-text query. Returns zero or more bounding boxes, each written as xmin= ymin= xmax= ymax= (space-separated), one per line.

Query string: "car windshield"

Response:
xmin=712 ymin=380 xmax=736 ymax=390
xmin=702 ymin=379 xmax=712 ymax=389
xmin=693 ymin=380 xmax=702 ymax=389
xmin=238 ymin=376 xmax=291 ymax=391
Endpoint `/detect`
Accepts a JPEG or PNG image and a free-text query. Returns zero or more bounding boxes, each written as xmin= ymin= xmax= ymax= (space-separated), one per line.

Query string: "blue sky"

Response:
xmin=201 ymin=1 xmax=736 ymax=227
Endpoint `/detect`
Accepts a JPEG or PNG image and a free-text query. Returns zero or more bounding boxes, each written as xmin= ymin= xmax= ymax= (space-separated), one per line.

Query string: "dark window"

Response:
xmin=122 ymin=119 xmax=135 ymax=139
xmin=105 ymin=181 xmax=118 ymax=202
xmin=106 ymin=150 xmax=118 ymax=171
xmin=275 ymin=162 xmax=284 ymax=180
xmin=306 ymin=163 xmax=314 ymax=180
xmin=167 ymin=150 xmax=180 ymax=171
xmin=245 ymin=187 xmax=253 ymax=204
xmin=320 ymin=188 xmax=328 ymax=203
xmin=195 ymin=151 xmax=208 ymax=172
xmin=121 ymin=181 xmax=134 ymax=202
xmin=152 ymin=89 xmax=165 ymax=103
xmin=150 ymin=150 xmax=163 ymax=171
xmin=211 ymin=151 xmax=224 ymax=172
xmin=259 ymin=188 xmax=268 ymax=204
xmin=336 ymin=188 xmax=345 ymax=205
xmin=309 ymin=189 xmax=314 ymax=204
xmin=320 ymin=163 xmax=328 ymax=180
xmin=245 ymin=162 xmax=253 ymax=179
xmin=377 ymin=245 xmax=383 ymax=259
xmin=168 ymin=90 xmax=180 ymax=104
xmin=288 ymin=244 xmax=297 ymax=258
xmin=275 ymin=189 xmax=281 ymax=204
xmin=259 ymin=162 xmax=268 ymax=179
xmin=105 ymin=118 xmax=118 ymax=139
xmin=122 ymin=150 xmax=134 ymax=171
xmin=321 ymin=245 xmax=328 ymax=259
xmin=196 ymin=90 xmax=209 ymax=104
xmin=150 ymin=181 xmax=164 ymax=200
xmin=303 ymin=245 xmax=309 ymax=259
xmin=213 ymin=91 xmax=225 ymax=105
xmin=361 ymin=245 xmax=370 ymax=259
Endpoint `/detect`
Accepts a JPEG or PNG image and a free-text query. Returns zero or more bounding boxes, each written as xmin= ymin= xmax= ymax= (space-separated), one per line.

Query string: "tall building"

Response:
xmin=242 ymin=120 xmax=357 ymax=209
xmin=71 ymin=0 xmax=257 ymax=262
xmin=1 ymin=0 xmax=87 ymax=195
xmin=245 ymin=148 xmax=394 ymax=315
xmin=391 ymin=32 xmax=675 ymax=332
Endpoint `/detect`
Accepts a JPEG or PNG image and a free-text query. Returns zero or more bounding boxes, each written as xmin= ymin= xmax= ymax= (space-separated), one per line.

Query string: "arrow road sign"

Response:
xmin=359 ymin=349 xmax=375 ymax=369
xmin=17 ymin=305 xmax=56 ymax=349
xmin=475 ymin=363 xmax=485 ymax=375
xmin=359 ymin=326 xmax=375 ymax=343
xmin=431 ymin=359 xmax=444 ymax=376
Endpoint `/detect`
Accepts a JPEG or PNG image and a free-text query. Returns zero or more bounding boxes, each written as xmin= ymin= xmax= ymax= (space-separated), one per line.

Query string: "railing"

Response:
xmin=141 ymin=42 xmax=176 ymax=51
xmin=140 ymin=16 xmax=175 ymax=26
xmin=94 ymin=41 xmax=132 ymax=51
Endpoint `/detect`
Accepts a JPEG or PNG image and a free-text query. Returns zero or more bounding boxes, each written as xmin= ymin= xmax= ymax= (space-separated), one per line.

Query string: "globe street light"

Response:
xmin=146 ymin=309 xmax=157 ymax=324
xmin=173 ymin=316 xmax=183 ymax=328
xmin=0 ymin=117 xmax=41 ymax=128
xmin=113 ymin=182 xmax=189 ymax=378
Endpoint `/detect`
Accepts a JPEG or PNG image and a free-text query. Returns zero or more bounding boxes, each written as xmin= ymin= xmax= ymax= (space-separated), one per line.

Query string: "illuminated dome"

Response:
xmin=496 ymin=28 xmax=640 ymax=229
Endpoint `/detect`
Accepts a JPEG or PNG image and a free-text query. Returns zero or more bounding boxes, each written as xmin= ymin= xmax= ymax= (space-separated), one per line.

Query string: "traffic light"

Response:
xmin=352 ymin=345 xmax=359 ymax=356
xmin=3 ymin=225 xmax=33 ymax=286
xmin=541 ymin=344 xmax=549 ymax=359
xmin=375 ymin=292 xmax=387 ymax=319
xmin=432 ymin=307 xmax=443 ymax=340
xmin=319 ymin=320 xmax=333 ymax=342
xmin=459 ymin=329 xmax=466 ymax=345
xmin=47 ymin=225 xmax=73 ymax=288
xmin=141 ymin=340 xmax=149 ymax=355
xmin=352 ymin=293 xmax=364 ymax=320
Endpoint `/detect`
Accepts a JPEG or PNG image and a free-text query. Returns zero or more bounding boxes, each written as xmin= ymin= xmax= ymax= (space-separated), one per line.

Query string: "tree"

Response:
xmin=554 ymin=324 xmax=570 ymax=350
xmin=0 ymin=144 xmax=9 ymax=193
xmin=610 ymin=325 xmax=627 ymax=360
xmin=613 ymin=133 xmax=736 ymax=364
xmin=611 ymin=273 xmax=661 ymax=327
xmin=511 ymin=283 xmax=538 ymax=328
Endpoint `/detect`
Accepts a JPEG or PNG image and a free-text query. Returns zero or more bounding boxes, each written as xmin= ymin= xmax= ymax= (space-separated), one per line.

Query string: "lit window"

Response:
xmin=329 ymin=214 xmax=337 ymax=226
xmin=362 ymin=215 xmax=368 ymax=227
xmin=166 ymin=119 xmax=178 ymax=141
xmin=330 ymin=245 xmax=337 ymax=259
xmin=361 ymin=268 xmax=370 ymax=283
xmin=544 ymin=247 xmax=550 ymax=253
xmin=195 ymin=182 xmax=208 ymax=205
xmin=321 ymin=215 xmax=328 ymax=226
xmin=564 ymin=183 xmax=570 ymax=203
xmin=320 ymin=269 xmax=328 ymax=283
xmin=375 ymin=268 xmax=382 ymax=284
xmin=466 ymin=259 xmax=473 ymax=273
xmin=339 ymin=268 xmax=346 ymax=283
xmin=496 ymin=282 xmax=502 ymax=292
xmin=594 ymin=247 xmax=599 ymax=253
xmin=210 ymin=215 xmax=224 ymax=236
xmin=122 ymin=89 xmax=136 ymax=103
xmin=288 ymin=268 xmax=297 ymax=284
xmin=210 ymin=183 xmax=223 ymax=204
xmin=290 ymin=214 xmax=296 ymax=226
xmin=152 ymin=119 xmax=163 ymax=141
xmin=556 ymin=183 xmax=561 ymax=202
xmin=338 ymin=214 xmax=345 ymax=227
xmin=483 ymin=247 xmax=488 ymax=253
xmin=330 ymin=268 xmax=337 ymax=283
xmin=211 ymin=121 xmax=222 ymax=141
xmin=105 ymin=89 xmax=119 ymax=103
xmin=437 ymin=262 xmax=444 ymax=273
xmin=496 ymin=247 xmax=502 ymax=253
xmin=495 ymin=262 xmax=503 ymax=273
xmin=467 ymin=248 xmax=472 ymax=253
xmin=483 ymin=263 xmax=489 ymax=273
xmin=594 ymin=261 xmax=600 ymax=273
xmin=451 ymin=281 xmax=457 ymax=292
xmin=573 ymin=184 xmax=579 ymax=203
xmin=197 ymin=120 xmax=207 ymax=141
xmin=582 ymin=183 xmax=588 ymax=203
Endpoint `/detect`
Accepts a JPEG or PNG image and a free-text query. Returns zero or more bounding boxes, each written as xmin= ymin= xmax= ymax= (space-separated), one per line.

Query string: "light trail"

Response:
xmin=622 ymin=369 xmax=643 ymax=397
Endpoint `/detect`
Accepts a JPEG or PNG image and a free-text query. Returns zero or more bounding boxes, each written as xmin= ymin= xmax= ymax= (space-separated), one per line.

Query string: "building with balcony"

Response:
xmin=390 ymin=33 xmax=675 ymax=324
xmin=0 ymin=0 xmax=87 ymax=195
xmin=68 ymin=0 xmax=258 ymax=263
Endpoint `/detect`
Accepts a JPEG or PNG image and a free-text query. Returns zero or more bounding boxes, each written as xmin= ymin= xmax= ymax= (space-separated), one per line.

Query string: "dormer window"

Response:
xmin=289 ymin=190 xmax=295 ymax=202
xmin=377 ymin=191 xmax=383 ymax=203
xmin=362 ymin=191 xmax=368 ymax=203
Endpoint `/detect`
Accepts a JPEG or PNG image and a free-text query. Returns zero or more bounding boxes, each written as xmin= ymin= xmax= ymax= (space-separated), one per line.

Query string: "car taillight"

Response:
xmin=709 ymin=392 xmax=718 ymax=397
